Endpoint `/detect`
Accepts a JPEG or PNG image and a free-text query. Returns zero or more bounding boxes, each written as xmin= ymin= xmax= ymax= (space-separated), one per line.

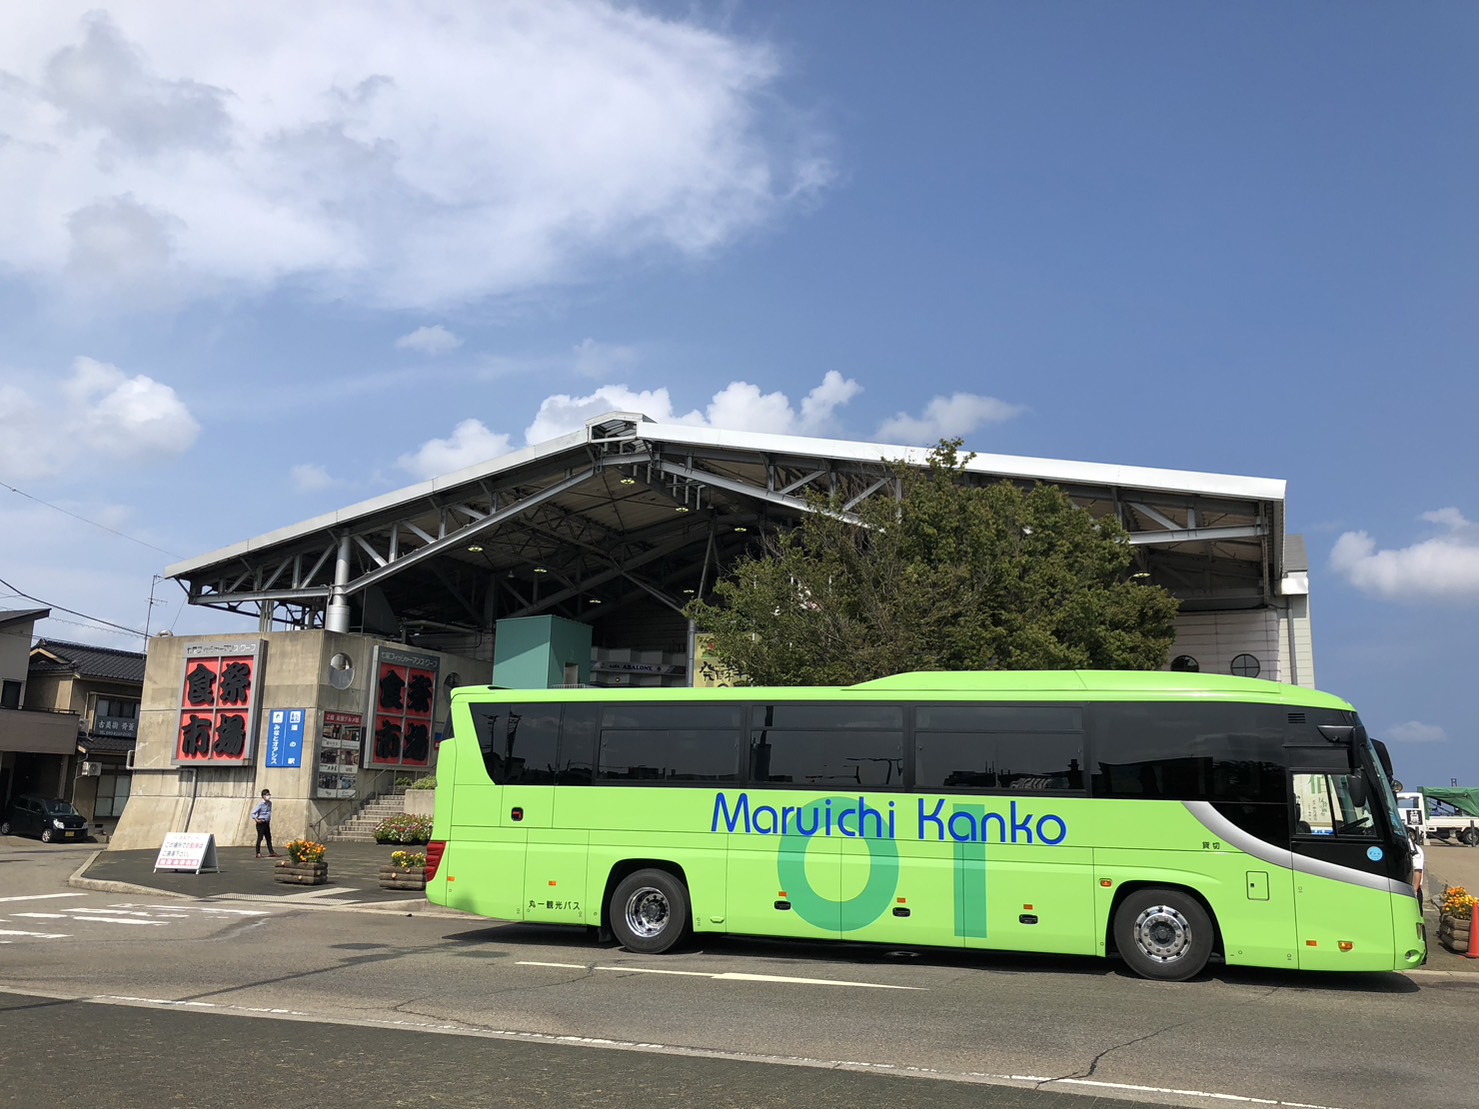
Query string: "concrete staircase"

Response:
xmin=327 ymin=791 xmax=405 ymax=843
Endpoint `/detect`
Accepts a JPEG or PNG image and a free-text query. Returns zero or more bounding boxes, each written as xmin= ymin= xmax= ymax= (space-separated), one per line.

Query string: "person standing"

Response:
xmin=251 ymin=789 xmax=277 ymax=858
xmin=1410 ymin=830 xmax=1425 ymax=906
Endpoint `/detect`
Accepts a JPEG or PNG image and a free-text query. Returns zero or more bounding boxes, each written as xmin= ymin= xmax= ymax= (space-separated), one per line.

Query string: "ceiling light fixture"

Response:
xmin=675 ymin=506 xmax=689 ymax=513
xmin=467 ymin=544 xmax=483 ymax=553
xmin=619 ymin=477 xmax=636 ymax=486
xmin=533 ymin=567 xmax=548 ymax=574
xmin=732 ymin=526 xmax=748 ymax=533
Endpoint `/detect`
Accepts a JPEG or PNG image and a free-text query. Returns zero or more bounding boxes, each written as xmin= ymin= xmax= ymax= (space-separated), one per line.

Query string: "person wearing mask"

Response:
xmin=251 ymin=789 xmax=278 ymax=858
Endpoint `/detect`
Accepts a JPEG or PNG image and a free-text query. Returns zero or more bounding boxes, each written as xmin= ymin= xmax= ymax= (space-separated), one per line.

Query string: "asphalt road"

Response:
xmin=4 ymin=837 xmax=1478 ymax=1109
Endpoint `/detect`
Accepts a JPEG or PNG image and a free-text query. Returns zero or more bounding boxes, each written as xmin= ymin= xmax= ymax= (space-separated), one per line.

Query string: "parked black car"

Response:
xmin=0 ymin=795 xmax=90 ymax=843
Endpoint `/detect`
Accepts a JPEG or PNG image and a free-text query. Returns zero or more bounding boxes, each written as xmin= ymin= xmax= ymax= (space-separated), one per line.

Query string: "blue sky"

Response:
xmin=1 ymin=2 xmax=1475 ymax=787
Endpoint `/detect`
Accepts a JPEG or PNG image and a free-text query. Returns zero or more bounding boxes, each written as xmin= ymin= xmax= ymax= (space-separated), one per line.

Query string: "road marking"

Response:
xmin=0 ymin=928 xmax=69 ymax=939
xmin=522 ymin=962 xmax=925 ymax=991
xmin=0 ymin=893 xmax=85 ymax=904
xmin=13 ymin=913 xmax=67 ymax=919
xmin=65 ymin=916 xmax=170 ymax=926
xmin=9 ymin=987 xmax=1351 ymax=1109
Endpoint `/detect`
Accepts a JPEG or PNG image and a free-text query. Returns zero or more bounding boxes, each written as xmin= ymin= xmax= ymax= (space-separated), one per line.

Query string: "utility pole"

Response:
xmin=143 ymin=575 xmax=162 ymax=639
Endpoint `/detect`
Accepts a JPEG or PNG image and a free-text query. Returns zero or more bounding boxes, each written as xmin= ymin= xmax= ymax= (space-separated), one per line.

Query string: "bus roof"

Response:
xmin=454 ymin=671 xmax=1354 ymax=710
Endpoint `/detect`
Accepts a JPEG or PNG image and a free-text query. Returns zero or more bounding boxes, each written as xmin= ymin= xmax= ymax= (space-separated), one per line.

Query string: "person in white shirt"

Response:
xmin=1410 ymin=830 xmax=1425 ymax=906
xmin=251 ymin=789 xmax=277 ymax=858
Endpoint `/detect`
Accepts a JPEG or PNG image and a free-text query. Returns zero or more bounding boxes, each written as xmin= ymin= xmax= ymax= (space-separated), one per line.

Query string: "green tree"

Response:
xmin=685 ymin=440 xmax=1179 ymax=685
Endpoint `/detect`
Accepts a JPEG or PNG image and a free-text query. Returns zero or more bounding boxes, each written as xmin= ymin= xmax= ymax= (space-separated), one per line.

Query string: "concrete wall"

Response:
xmin=109 ymin=630 xmax=489 ymax=851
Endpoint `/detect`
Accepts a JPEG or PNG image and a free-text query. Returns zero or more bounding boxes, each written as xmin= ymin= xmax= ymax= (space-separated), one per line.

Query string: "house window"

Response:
xmin=96 ymin=698 xmax=140 ymax=719
xmin=95 ymin=774 xmax=131 ymax=819
xmin=0 ymin=680 xmax=19 ymax=709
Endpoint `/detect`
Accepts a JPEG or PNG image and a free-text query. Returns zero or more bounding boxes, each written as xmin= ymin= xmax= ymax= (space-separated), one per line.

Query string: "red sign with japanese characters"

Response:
xmin=365 ymin=646 xmax=439 ymax=770
xmin=173 ymin=641 xmax=265 ymax=766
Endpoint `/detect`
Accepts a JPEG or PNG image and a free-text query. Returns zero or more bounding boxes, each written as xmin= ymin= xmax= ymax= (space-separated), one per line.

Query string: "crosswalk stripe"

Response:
xmin=66 ymin=916 xmax=169 ymax=926
xmin=0 ymin=893 xmax=85 ymax=904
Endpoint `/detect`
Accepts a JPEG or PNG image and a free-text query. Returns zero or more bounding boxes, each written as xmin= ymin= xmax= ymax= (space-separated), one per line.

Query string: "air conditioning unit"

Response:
xmin=78 ymin=761 xmax=101 ymax=777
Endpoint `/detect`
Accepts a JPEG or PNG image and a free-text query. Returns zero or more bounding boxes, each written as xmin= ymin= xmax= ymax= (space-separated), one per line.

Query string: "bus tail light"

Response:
xmin=426 ymin=840 xmax=446 ymax=882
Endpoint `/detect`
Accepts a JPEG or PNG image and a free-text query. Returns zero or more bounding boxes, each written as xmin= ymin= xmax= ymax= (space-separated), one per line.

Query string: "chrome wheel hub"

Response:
xmin=1134 ymin=904 xmax=1192 ymax=963
xmin=624 ymin=886 xmax=670 ymax=938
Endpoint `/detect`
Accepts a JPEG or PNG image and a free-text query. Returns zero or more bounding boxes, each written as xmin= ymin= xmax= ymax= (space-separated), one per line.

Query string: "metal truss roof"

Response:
xmin=165 ymin=413 xmax=1290 ymax=638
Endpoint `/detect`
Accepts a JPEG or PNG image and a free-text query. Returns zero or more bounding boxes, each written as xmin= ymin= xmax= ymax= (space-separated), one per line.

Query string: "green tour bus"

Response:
xmin=424 ymin=670 xmax=1425 ymax=980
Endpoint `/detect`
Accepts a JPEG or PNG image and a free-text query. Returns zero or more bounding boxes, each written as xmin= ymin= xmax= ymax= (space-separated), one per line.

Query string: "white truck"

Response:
xmin=1398 ymin=788 xmax=1479 ymax=846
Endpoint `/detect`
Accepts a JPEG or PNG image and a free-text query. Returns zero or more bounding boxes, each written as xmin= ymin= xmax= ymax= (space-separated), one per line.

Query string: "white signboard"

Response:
xmin=153 ymin=832 xmax=220 ymax=874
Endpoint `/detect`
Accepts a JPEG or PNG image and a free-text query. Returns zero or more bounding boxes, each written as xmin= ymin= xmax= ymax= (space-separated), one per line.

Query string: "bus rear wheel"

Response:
xmin=1113 ymin=888 xmax=1214 ymax=981
xmin=610 ymin=868 xmax=689 ymax=954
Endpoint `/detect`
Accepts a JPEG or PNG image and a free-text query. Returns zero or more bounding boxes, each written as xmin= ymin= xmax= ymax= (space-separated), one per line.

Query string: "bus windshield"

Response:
xmin=1361 ymin=735 xmax=1407 ymax=843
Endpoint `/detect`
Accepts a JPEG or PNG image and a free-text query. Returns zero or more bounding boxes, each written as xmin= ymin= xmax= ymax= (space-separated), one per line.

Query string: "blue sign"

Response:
xmin=265 ymin=708 xmax=306 ymax=768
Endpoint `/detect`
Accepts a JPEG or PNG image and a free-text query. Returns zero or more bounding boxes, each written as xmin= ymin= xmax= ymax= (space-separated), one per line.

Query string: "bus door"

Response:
xmin=1288 ymin=740 xmax=1405 ymax=970
xmin=501 ymin=704 xmax=591 ymax=924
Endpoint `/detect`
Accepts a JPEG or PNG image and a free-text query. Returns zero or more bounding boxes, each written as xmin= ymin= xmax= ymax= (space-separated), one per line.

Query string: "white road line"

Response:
xmin=0 ymin=893 xmax=85 ymax=904
xmin=714 ymin=971 xmax=922 ymax=990
xmin=516 ymin=961 xmax=588 ymax=969
xmin=20 ymin=988 xmax=1350 ymax=1109
xmin=66 ymin=907 xmax=155 ymax=916
xmin=575 ymin=964 xmax=925 ymax=990
xmin=12 ymin=913 xmax=67 ymax=919
xmin=0 ymin=928 xmax=69 ymax=939
xmin=65 ymin=916 xmax=169 ymax=926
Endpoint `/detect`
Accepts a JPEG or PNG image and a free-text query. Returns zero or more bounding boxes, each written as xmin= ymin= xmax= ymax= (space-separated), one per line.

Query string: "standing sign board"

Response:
xmin=153 ymin=832 xmax=220 ymax=874
xmin=172 ymin=641 xmax=266 ymax=767
xmin=364 ymin=646 xmax=440 ymax=772
xmin=265 ymin=708 xmax=306 ymax=768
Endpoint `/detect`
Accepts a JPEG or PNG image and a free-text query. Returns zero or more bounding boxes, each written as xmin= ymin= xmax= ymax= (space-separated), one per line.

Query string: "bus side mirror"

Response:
xmin=1349 ymin=773 xmax=1369 ymax=810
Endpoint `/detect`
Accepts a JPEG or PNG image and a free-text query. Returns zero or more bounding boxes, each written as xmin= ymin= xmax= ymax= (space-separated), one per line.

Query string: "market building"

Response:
xmin=107 ymin=413 xmax=1314 ymax=850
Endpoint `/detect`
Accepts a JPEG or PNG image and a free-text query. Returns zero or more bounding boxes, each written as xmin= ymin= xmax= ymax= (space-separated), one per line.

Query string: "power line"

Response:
xmin=0 ymin=575 xmax=147 ymax=638
xmin=0 ymin=480 xmax=181 ymax=559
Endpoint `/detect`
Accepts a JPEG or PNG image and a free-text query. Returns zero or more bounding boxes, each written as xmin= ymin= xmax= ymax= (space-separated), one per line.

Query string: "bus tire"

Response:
xmin=610 ymin=868 xmax=689 ymax=955
xmin=1113 ymin=888 xmax=1214 ymax=981
xmin=1461 ymin=828 xmax=1479 ymax=847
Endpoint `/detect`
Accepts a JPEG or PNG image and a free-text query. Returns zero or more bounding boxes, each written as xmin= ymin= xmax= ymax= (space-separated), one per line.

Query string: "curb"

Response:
xmin=68 ymin=850 xmax=194 ymax=899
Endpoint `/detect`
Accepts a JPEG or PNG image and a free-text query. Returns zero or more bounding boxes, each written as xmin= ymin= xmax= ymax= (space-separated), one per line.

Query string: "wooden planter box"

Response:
xmin=274 ymin=860 xmax=328 ymax=886
xmin=378 ymin=865 xmax=427 ymax=891
xmin=1438 ymin=910 xmax=1472 ymax=954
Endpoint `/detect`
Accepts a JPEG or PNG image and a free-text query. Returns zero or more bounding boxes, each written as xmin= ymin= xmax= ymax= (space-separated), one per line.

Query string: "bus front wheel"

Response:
xmin=1113 ymin=889 xmax=1214 ymax=981
xmin=610 ymin=868 xmax=690 ymax=954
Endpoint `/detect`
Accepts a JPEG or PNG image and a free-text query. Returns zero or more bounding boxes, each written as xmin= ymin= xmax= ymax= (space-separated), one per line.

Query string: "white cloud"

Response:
xmin=573 ymin=338 xmax=639 ymax=379
xmin=290 ymin=463 xmax=338 ymax=493
xmin=395 ymin=325 xmax=462 ymax=356
xmin=1384 ymin=720 xmax=1448 ymax=745
xmin=0 ymin=3 xmax=833 ymax=310
xmin=397 ymin=418 xmax=512 ymax=479
xmin=876 ymin=392 xmax=1026 ymax=444
xmin=65 ymin=357 xmax=201 ymax=459
xmin=524 ymin=384 xmax=699 ymax=445
xmin=1329 ymin=508 xmax=1479 ymax=601
xmin=522 ymin=372 xmax=863 ymax=445
xmin=0 ymin=356 xmax=199 ymax=479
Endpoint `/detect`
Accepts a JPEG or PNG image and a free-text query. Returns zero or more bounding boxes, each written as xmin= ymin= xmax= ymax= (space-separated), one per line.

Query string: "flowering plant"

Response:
xmin=373 ymin=814 xmax=433 ymax=844
xmin=285 ymin=838 xmax=326 ymax=865
xmin=390 ymin=850 xmax=427 ymax=870
xmin=1441 ymin=885 xmax=1477 ymax=917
